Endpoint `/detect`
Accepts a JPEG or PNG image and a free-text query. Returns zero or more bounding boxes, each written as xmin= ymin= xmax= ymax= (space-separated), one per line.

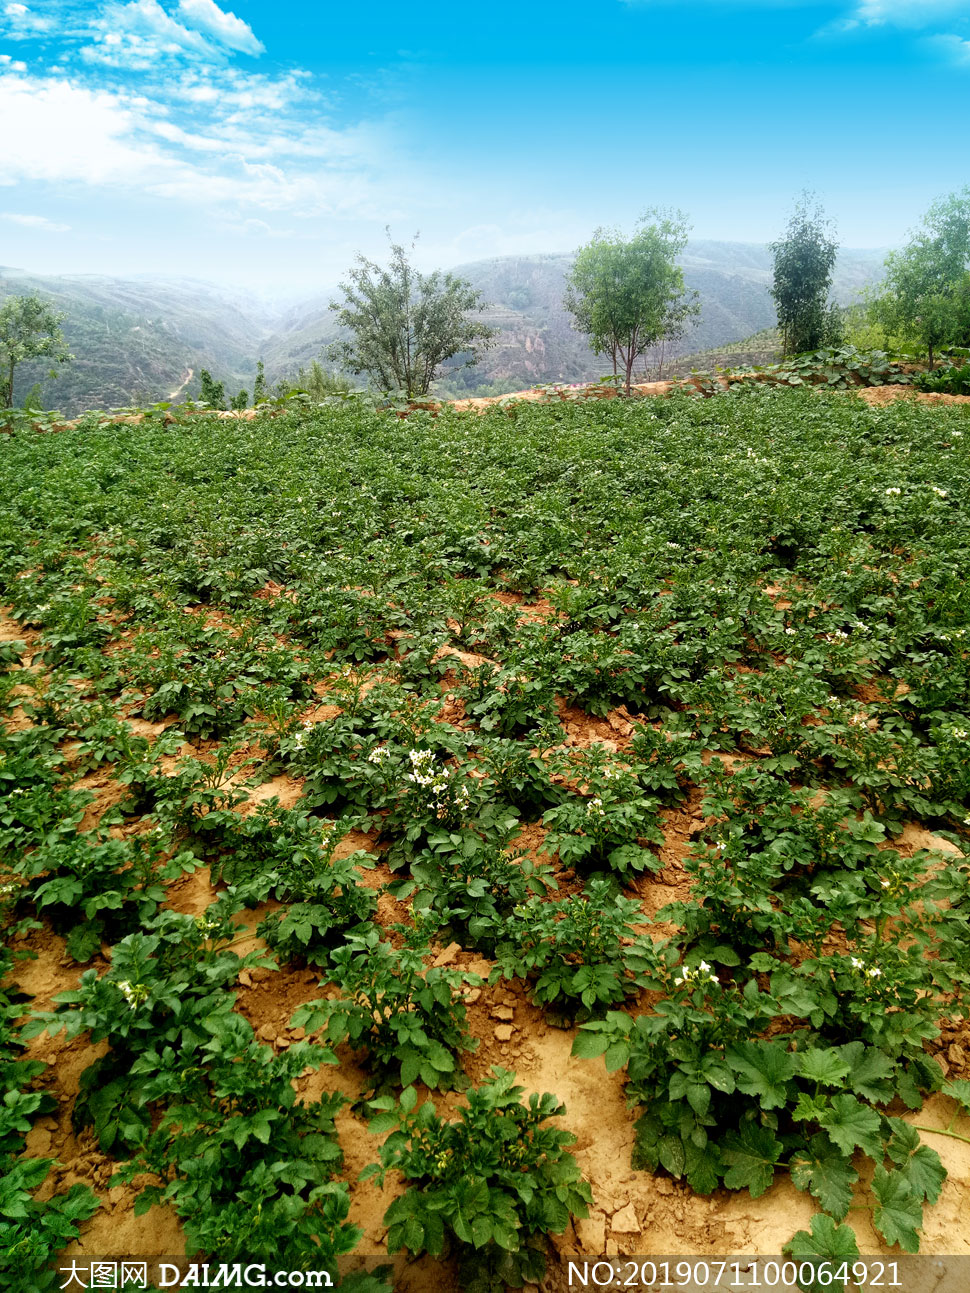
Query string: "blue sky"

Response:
xmin=1 ymin=0 xmax=969 ymax=290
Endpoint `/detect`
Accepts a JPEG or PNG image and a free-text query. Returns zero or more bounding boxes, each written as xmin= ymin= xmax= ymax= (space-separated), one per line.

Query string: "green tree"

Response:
xmin=198 ymin=369 xmax=227 ymax=410
xmin=328 ymin=235 xmax=497 ymax=399
xmin=770 ymin=194 xmax=840 ymax=356
xmin=253 ymin=359 xmax=267 ymax=404
xmin=564 ymin=210 xmax=699 ymax=395
xmin=0 ymin=294 xmax=72 ymax=408
xmin=872 ymin=188 xmax=970 ymax=368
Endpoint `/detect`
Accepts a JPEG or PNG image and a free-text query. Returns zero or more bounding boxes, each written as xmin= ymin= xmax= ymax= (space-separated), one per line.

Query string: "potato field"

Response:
xmin=2 ymin=388 xmax=970 ymax=1292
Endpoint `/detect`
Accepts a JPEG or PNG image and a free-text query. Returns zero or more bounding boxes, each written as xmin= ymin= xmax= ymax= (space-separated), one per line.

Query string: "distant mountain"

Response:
xmin=0 ymin=242 xmax=889 ymax=412
xmin=0 ymin=268 xmax=280 ymax=414
xmin=259 ymin=242 xmax=888 ymax=394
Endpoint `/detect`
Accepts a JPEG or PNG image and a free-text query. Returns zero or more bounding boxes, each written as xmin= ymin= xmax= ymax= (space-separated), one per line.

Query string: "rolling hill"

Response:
xmin=1 ymin=242 xmax=888 ymax=412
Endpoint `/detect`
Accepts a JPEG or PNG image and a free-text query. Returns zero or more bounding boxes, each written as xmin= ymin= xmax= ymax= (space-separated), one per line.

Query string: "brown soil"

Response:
xmin=855 ymin=387 xmax=970 ymax=407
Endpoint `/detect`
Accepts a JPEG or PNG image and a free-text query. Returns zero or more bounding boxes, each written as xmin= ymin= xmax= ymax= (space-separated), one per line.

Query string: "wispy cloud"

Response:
xmin=2 ymin=1 xmax=53 ymax=35
xmin=844 ymin=0 xmax=966 ymax=27
xmin=1 ymin=212 xmax=71 ymax=232
xmin=0 ymin=2 xmax=417 ymax=232
xmin=925 ymin=32 xmax=970 ymax=64
xmin=176 ymin=0 xmax=263 ymax=55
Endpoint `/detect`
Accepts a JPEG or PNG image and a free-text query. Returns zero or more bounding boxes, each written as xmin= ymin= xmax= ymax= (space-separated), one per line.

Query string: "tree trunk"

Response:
xmin=624 ymin=354 xmax=634 ymax=397
xmin=3 ymin=360 xmax=13 ymax=409
xmin=928 ymin=344 xmax=935 ymax=371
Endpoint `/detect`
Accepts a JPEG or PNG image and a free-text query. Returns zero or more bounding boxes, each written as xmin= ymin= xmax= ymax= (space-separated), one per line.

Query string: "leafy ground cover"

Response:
xmin=1 ymin=385 xmax=970 ymax=1289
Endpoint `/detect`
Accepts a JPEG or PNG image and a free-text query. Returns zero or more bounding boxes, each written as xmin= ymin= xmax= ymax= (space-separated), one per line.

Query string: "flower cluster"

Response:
xmin=116 ymin=979 xmax=150 ymax=1010
xmin=849 ymin=956 xmax=882 ymax=979
xmin=367 ymin=745 xmax=391 ymax=765
xmin=585 ymin=797 xmax=605 ymax=817
xmin=674 ymin=960 xmax=717 ymax=988
xmin=406 ymin=749 xmax=471 ymax=820
xmin=293 ymin=718 xmax=315 ymax=752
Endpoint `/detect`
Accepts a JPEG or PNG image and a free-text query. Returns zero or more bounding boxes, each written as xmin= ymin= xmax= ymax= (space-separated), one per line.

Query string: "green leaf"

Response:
xmin=843 ymin=1043 xmax=895 ymax=1104
xmin=785 ymin=1212 xmax=860 ymax=1261
xmin=789 ymin=1133 xmax=857 ymax=1220
xmin=720 ymin=1123 xmax=782 ymax=1197
xmin=871 ymin=1165 xmax=923 ymax=1253
xmin=727 ymin=1041 xmax=797 ymax=1110
xmin=942 ymin=1078 xmax=970 ymax=1115
xmin=571 ymin=1030 xmax=610 ymax=1060
xmin=795 ymin=1048 xmax=851 ymax=1088
xmin=820 ymin=1094 xmax=883 ymax=1159
xmin=884 ymin=1120 xmax=946 ymax=1205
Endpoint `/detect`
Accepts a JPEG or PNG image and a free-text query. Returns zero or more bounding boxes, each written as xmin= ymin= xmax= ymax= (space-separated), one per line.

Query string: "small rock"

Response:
xmin=290 ymin=1026 xmax=306 ymax=1040
xmin=238 ymin=970 xmax=253 ymax=987
xmin=611 ymin=1203 xmax=641 ymax=1235
xmin=258 ymin=1023 xmax=276 ymax=1042
xmin=491 ymin=1005 xmax=514 ymax=1022
xmin=655 ymin=1178 xmax=673 ymax=1196
xmin=463 ymin=988 xmax=482 ymax=1005
xmin=493 ymin=1024 xmax=514 ymax=1043
xmin=948 ymin=1043 xmax=966 ymax=1067
xmin=276 ymin=1036 xmax=290 ymax=1048
xmin=26 ymin=1129 xmax=52 ymax=1156
xmin=433 ymin=941 xmax=462 ymax=967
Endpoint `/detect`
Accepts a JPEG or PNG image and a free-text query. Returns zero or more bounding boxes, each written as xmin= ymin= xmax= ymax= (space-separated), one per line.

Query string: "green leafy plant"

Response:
xmin=293 ymin=923 xmax=480 ymax=1092
xmin=364 ymin=1068 xmax=593 ymax=1292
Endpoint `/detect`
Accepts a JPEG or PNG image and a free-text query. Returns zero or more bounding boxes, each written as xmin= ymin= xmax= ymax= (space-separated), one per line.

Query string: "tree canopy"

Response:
xmin=770 ymin=194 xmax=840 ymax=356
xmin=872 ymin=188 xmax=970 ymax=367
xmin=329 ymin=237 xmax=496 ymax=399
xmin=564 ymin=211 xmax=698 ymax=395
xmin=0 ymin=294 xmax=72 ymax=408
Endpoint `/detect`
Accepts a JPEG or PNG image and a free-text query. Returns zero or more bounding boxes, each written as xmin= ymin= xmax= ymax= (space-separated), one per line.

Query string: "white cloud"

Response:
xmin=925 ymin=32 xmax=970 ymax=63
xmin=177 ymin=0 xmax=263 ymax=55
xmin=2 ymin=212 xmax=71 ymax=232
xmin=0 ymin=74 xmax=174 ymax=186
xmin=842 ymin=0 xmax=966 ymax=29
xmin=0 ymin=70 xmax=409 ymax=223
xmin=1 ymin=1 xmax=52 ymax=33
xmin=81 ymin=0 xmax=220 ymax=68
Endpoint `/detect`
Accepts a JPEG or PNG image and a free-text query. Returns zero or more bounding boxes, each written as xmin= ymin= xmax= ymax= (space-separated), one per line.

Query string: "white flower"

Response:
xmin=586 ymin=797 xmax=605 ymax=816
xmin=784 ymin=627 xmax=797 ymax=636
xmin=885 ymin=487 xmax=901 ymax=496
xmin=367 ymin=745 xmax=390 ymax=764
xmin=881 ymin=878 xmax=891 ymax=888
xmin=866 ymin=967 xmax=882 ymax=979
xmin=932 ymin=487 xmax=947 ymax=497
xmin=952 ymin=431 xmax=963 ymax=438
xmin=116 ymin=980 xmax=149 ymax=1010
xmin=850 ymin=957 xmax=864 ymax=970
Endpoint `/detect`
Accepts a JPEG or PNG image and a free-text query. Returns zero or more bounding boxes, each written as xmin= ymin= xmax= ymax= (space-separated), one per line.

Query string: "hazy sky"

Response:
xmin=1 ymin=0 xmax=969 ymax=290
